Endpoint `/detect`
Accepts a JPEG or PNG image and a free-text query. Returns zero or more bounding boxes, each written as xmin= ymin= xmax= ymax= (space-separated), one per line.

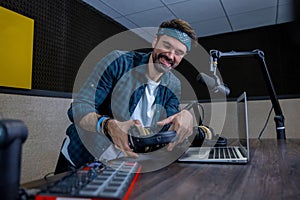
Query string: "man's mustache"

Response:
xmin=157 ymin=54 xmax=174 ymax=66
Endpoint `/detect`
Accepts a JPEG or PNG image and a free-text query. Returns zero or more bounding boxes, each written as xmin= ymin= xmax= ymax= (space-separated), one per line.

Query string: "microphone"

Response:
xmin=196 ymin=72 xmax=230 ymax=96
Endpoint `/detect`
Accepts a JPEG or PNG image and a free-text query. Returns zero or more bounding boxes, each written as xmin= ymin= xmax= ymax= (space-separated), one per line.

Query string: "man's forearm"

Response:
xmin=79 ymin=112 xmax=100 ymax=132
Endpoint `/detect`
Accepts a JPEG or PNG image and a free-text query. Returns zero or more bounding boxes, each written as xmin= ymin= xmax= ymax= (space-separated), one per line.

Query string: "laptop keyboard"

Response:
xmin=209 ymin=147 xmax=245 ymax=159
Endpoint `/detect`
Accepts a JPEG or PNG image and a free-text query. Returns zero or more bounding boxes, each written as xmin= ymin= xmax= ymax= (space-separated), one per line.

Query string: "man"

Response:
xmin=55 ymin=19 xmax=197 ymax=174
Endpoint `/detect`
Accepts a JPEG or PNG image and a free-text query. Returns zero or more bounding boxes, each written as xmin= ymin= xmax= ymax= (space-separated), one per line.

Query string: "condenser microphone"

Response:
xmin=196 ymin=72 xmax=230 ymax=96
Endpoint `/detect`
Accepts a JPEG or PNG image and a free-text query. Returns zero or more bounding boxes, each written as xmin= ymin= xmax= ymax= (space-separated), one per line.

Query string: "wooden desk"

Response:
xmin=21 ymin=139 xmax=300 ymax=200
xmin=129 ymin=139 xmax=300 ymax=200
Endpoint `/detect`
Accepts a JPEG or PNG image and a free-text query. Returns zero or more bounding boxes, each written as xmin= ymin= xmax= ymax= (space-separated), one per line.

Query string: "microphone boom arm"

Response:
xmin=209 ymin=49 xmax=286 ymax=140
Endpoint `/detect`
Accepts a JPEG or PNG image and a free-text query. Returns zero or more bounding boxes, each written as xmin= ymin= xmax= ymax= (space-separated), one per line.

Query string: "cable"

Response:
xmin=198 ymin=103 xmax=205 ymax=123
xmin=43 ymin=172 xmax=55 ymax=181
xmin=182 ymin=102 xmax=205 ymax=124
xmin=258 ymin=105 xmax=274 ymax=140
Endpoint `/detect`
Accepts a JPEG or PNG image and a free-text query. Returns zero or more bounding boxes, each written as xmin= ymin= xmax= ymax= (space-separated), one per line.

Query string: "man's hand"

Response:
xmin=157 ymin=110 xmax=193 ymax=151
xmin=79 ymin=113 xmax=139 ymax=158
xmin=107 ymin=119 xmax=140 ymax=158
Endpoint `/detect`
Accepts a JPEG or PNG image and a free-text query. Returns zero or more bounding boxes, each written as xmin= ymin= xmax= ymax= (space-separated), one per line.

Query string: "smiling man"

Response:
xmin=55 ymin=19 xmax=198 ymax=174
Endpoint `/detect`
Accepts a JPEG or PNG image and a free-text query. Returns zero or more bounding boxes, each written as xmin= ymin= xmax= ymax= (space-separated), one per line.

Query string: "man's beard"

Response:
xmin=153 ymin=53 xmax=175 ymax=73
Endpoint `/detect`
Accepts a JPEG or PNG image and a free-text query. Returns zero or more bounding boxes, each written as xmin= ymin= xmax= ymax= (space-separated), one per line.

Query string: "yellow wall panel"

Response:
xmin=0 ymin=6 xmax=34 ymax=89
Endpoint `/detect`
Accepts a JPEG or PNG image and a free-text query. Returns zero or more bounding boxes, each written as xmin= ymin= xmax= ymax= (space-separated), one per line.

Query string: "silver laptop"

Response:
xmin=178 ymin=92 xmax=250 ymax=164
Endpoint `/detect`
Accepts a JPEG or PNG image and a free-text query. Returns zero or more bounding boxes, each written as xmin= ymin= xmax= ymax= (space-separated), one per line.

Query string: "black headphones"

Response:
xmin=191 ymin=125 xmax=227 ymax=147
xmin=127 ymin=124 xmax=227 ymax=153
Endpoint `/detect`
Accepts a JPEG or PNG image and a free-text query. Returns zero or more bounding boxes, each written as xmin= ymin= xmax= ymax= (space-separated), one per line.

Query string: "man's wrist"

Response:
xmin=102 ymin=118 xmax=113 ymax=142
xmin=97 ymin=116 xmax=108 ymax=133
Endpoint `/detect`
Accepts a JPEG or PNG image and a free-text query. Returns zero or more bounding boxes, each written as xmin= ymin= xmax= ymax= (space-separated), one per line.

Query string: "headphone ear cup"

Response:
xmin=191 ymin=126 xmax=205 ymax=147
xmin=199 ymin=125 xmax=213 ymax=140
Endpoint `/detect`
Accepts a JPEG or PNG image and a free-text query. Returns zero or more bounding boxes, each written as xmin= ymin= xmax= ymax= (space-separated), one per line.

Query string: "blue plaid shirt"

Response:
xmin=65 ymin=50 xmax=181 ymax=167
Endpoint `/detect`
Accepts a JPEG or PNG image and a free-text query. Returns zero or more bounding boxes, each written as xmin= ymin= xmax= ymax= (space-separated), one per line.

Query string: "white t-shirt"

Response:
xmin=130 ymin=76 xmax=160 ymax=127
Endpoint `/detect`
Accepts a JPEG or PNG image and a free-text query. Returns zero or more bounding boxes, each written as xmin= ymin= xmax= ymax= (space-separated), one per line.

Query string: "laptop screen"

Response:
xmin=237 ymin=92 xmax=250 ymax=155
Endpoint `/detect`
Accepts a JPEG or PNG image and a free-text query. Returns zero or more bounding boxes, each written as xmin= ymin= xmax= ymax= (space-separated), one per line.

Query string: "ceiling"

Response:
xmin=82 ymin=0 xmax=295 ymax=41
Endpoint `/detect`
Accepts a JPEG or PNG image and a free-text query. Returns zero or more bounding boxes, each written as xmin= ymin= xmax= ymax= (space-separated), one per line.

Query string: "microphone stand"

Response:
xmin=209 ymin=49 xmax=286 ymax=140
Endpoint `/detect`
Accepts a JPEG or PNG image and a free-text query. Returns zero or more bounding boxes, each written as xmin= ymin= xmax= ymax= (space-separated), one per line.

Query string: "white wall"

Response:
xmin=0 ymin=93 xmax=71 ymax=184
xmin=0 ymin=93 xmax=299 ymax=183
xmin=198 ymin=98 xmax=300 ymax=139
